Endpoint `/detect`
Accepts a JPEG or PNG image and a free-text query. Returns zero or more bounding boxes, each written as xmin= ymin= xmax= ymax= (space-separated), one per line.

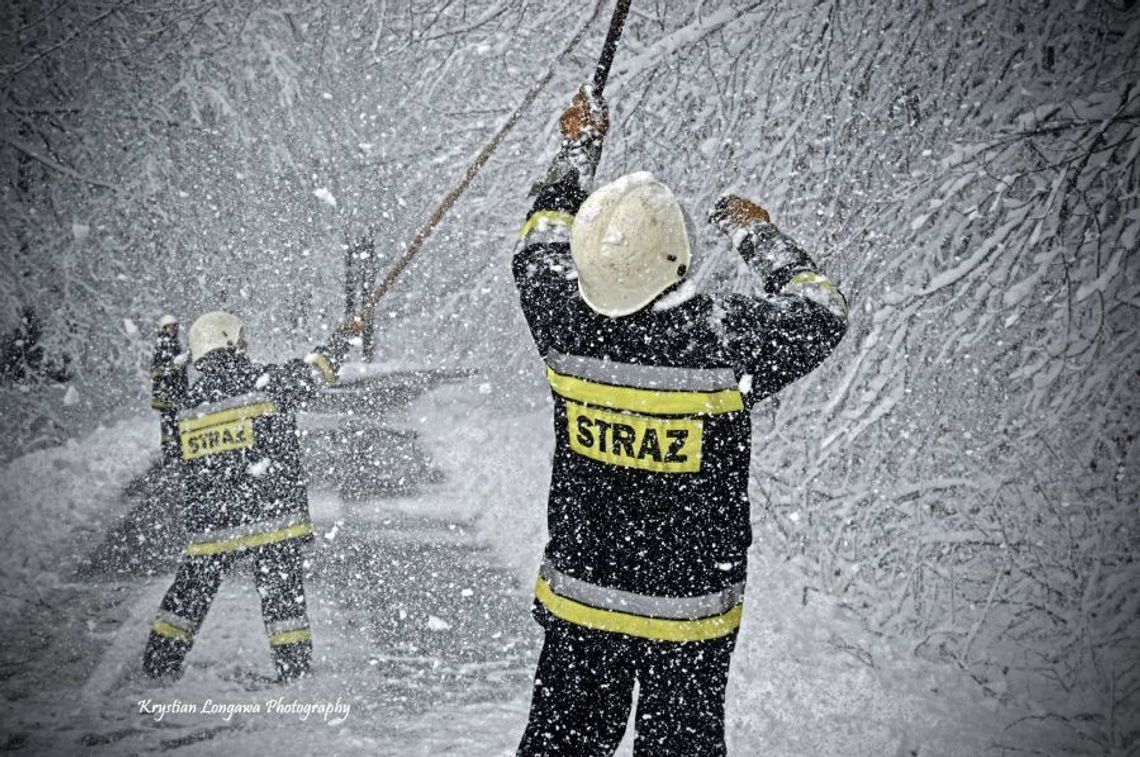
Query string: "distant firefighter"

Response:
xmin=0 ymin=306 xmax=70 ymax=384
xmin=150 ymin=314 xmax=188 ymax=465
xmin=142 ymin=310 xmax=359 ymax=682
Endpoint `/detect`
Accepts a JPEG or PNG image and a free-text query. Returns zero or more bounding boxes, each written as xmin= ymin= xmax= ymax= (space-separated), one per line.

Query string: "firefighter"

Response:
xmin=142 ymin=310 xmax=359 ymax=682
xmin=150 ymin=314 xmax=187 ymax=464
xmin=513 ymin=86 xmax=849 ymax=755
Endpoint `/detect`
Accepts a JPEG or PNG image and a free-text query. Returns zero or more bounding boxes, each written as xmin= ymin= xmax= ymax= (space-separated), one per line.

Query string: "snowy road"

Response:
xmin=0 ymin=382 xmax=1058 ymax=756
xmin=310 ymin=507 xmax=539 ymax=717
xmin=0 ymin=485 xmax=543 ymax=756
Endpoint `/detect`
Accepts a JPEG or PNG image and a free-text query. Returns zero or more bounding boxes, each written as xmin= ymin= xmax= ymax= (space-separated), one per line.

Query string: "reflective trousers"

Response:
xmin=517 ymin=609 xmax=737 ymax=757
xmin=142 ymin=539 xmax=312 ymax=682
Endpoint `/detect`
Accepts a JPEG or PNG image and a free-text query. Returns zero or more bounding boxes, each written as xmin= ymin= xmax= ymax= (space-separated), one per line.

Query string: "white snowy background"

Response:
xmin=1 ymin=1 xmax=1137 ymax=755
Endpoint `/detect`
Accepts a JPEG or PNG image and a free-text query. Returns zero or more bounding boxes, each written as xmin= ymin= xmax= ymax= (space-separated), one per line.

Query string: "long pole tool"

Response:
xmin=350 ymin=0 xmax=633 ymax=332
xmin=592 ymin=0 xmax=632 ymax=96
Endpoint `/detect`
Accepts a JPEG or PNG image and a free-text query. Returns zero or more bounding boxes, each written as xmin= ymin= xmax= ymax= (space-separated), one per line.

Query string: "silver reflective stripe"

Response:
xmin=266 ymin=616 xmax=309 ymax=637
xmin=187 ymin=513 xmax=309 ymax=548
xmin=546 ymin=350 xmax=738 ymax=392
xmin=540 ymin=559 xmax=744 ymax=620
xmin=177 ymin=391 xmax=274 ymax=422
xmin=156 ymin=609 xmax=198 ymax=633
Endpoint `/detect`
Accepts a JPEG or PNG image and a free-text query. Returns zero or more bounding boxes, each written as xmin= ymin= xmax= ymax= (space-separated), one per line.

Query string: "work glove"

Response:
xmin=710 ymin=195 xmax=813 ymax=280
xmin=559 ymin=84 xmax=609 ymax=141
xmin=533 ymin=86 xmax=608 ymax=196
xmin=707 ymin=194 xmax=772 ymax=235
xmin=325 ymin=314 xmax=365 ymax=363
xmin=339 ymin=314 xmax=365 ymax=339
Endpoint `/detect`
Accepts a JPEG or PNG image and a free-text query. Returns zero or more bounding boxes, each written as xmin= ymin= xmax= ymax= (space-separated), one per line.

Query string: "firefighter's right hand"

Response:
xmin=339 ymin=314 xmax=365 ymax=338
xmin=707 ymin=194 xmax=772 ymax=235
xmin=322 ymin=316 xmax=362 ymax=365
xmin=560 ymin=84 xmax=608 ymax=141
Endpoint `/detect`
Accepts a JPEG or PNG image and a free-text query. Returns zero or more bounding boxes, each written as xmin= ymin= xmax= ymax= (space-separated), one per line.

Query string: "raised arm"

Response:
xmin=512 ymin=86 xmax=608 ymax=356
xmin=151 ymin=315 xmax=187 ymax=414
xmin=259 ymin=319 xmax=361 ymax=411
xmin=708 ymin=196 xmax=849 ymax=397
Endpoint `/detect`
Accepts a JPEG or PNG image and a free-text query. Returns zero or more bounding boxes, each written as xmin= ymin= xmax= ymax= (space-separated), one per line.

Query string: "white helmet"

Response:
xmin=570 ymin=171 xmax=691 ymax=317
xmin=189 ymin=311 xmax=246 ymax=363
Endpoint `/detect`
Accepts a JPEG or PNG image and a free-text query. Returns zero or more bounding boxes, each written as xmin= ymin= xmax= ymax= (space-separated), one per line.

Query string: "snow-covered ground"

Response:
xmin=0 ymin=379 xmax=1061 ymax=756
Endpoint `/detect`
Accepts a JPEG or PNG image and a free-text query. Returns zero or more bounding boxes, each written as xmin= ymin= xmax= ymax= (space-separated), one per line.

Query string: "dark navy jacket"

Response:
xmin=163 ymin=346 xmax=342 ymax=556
xmin=513 ymin=178 xmax=847 ymax=640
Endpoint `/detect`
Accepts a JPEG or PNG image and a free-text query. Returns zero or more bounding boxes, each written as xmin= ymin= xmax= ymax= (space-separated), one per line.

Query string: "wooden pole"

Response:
xmin=353 ymin=0 xmax=615 ymax=328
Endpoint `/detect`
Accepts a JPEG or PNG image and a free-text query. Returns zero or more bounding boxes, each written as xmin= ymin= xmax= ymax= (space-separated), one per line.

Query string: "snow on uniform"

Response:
xmin=142 ymin=342 xmax=343 ymax=681
xmin=150 ymin=329 xmax=187 ymax=464
xmin=513 ymin=171 xmax=847 ymax=754
xmin=514 ymin=182 xmax=847 ymax=639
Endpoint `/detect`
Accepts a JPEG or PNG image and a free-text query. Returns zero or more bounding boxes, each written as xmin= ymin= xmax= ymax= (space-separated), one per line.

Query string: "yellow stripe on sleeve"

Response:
xmin=152 ymin=620 xmax=193 ymax=642
xmin=311 ymin=353 xmax=338 ymax=385
xmin=519 ymin=210 xmax=575 ymax=240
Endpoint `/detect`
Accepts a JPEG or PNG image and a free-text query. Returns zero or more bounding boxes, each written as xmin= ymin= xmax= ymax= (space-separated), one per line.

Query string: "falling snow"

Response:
xmin=0 ymin=2 xmax=1137 ymax=756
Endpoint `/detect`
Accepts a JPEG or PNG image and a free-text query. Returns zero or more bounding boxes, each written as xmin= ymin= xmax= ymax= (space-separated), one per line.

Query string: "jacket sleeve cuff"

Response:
xmin=517 ymin=175 xmax=588 ymax=247
xmin=304 ymin=349 xmax=340 ymax=386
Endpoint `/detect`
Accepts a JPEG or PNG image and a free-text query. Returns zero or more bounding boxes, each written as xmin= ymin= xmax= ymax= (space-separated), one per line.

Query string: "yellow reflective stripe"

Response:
xmin=312 ymin=353 xmax=337 ymax=385
xmin=787 ymin=271 xmax=849 ymax=315
xmin=519 ymin=210 xmax=575 ymax=239
xmin=153 ymin=619 xmax=193 ymax=642
xmin=269 ymin=628 xmax=312 ymax=647
xmin=152 ymin=398 xmax=170 ymax=410
xmin=788 ymin=271 xmax=836 ymax=291
xmin=547 ymin=367 xmax=743 ymax=416
xmin=535 ymin=578 xmax=741 ymax=642
xmin=186 ymin=522 xmax=314 ymax=556
xmin=177 ymin=402 xmax=276 ymax=433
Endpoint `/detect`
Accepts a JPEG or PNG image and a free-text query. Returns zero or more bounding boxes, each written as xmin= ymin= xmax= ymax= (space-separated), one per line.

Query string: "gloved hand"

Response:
xmin=530 ymin=85 xmax=608 ymax=196
xmin=559 ymin=84 xmax=608 ymax=142
xmin=339 ymin=314 xmax=365 ymax=338
xmin=707 ymin=194 xmax=773 ymax=235
xmin=325 ymin=314 xmax=365 ymax=363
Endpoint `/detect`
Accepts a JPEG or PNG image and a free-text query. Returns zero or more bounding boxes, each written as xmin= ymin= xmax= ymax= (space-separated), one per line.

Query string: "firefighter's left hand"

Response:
xmin=708 ymin=194 xmax=772 ymax=235
xmin=560 ymin=85 xmax=608 ymax=141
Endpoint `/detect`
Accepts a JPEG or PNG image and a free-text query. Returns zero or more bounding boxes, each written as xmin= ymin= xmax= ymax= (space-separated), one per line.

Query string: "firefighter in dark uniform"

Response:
xmin=513 ymin=87 xmax=849 ymax=755
xmin=151 ymin=314 xmax=187 ymax=464
xmin=142 ymin=310 xmax=358 ymax=682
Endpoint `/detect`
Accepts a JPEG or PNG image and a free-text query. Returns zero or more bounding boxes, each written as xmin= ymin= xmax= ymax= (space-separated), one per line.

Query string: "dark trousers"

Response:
xmin=143 ymin=539 xmax=312 ymax=681
xmin=518 ymin=613 xmax=737 ymax=757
